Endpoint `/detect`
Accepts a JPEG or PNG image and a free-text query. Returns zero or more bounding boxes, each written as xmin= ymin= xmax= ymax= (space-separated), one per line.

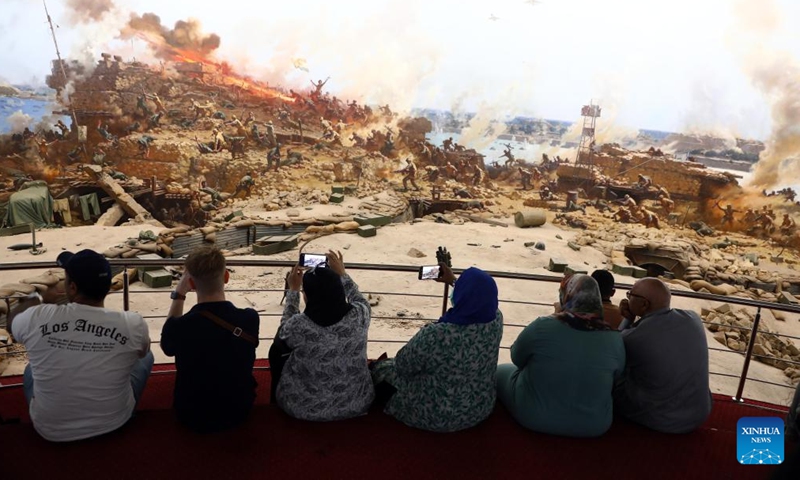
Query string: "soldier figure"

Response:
xmin=519 ymin=167 xmax=533 ymax=190
xmin=443 ymin=137 xmax=454 ymax=152
xmin=147 ymin=112 xmax=162 ymax=130
xmin=500 ymin=146 xmax=516 ymax=168
xmin=617 ymin=194 xmax=637 ymax=208
xmin=234 ymin=172 xmax=256 ymax=198
xmin=35 ymin=138 xmax=51 ymax=160
xmin=350 ymin=132 xmax=366 ymax=147
xmin=267 ymin=142 xmax=282 ymax=172
xmin=97 ymin=121 xmax=117 ymax=143
xmin=138 ymin=135 xmax=154 ymax=158
xmin=92 ymin=148 xmax=106 ymax=165
xmin=310 ymin=77 xmax=329 ymax=97
xmin=780 ymin=214 xmax=796 ymax=235
xmin=742 ymin=208 xmax=757 ymax=227
xmin=265 ymin=121 xmax=276 ymax=147
xmin=636 ymin=174 xmax=652 ymax=190
xmin=613 ymin=207 xmax=632 ymax=223
xmin=398 ymin=158 xmax=420 ymax=191
xmin=540 ymin=186 xmax=555 ymax=201
xmin=453 ymin=187 xmax=473 ymax=199
xmin=136 ymin=94 xmax=152 ymax=117
xmin=639 ymin=207 xmax=661 ymax=229
xmin=425 ymin=165 xmax=440 ymax=183
xmin=146 ymin=93 xmax=167 ymax=114
xmin=472 ymin=163 xmax=484 ymax=186
xmin=444 ymin=162 xmax=458 ymax=180
xmin=55 ymin=120 xmax=69 ymax=138
xmin=212 ymin=128 xmax=225 ymax=152
xmin=659 ymin=194 xmax=675 ymax=214
xmin=199 ymin=181 xmax=223 ymax=206
xmin=717 ymin=203 xmax=739 ymax=229
xmin=758 ymin=213 xmax=776 ymax=235
xmin=226 ymin=115 xmax=248 ymax=138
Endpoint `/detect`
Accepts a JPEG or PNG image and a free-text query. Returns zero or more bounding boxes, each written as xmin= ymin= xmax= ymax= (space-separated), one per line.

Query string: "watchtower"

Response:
xmin=576 ymin=102 xmax=601 ymax=166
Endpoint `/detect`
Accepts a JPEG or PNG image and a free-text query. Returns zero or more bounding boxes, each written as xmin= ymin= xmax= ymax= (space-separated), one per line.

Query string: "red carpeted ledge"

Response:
xmin=0 ymin=362 xmax=792 ymax=480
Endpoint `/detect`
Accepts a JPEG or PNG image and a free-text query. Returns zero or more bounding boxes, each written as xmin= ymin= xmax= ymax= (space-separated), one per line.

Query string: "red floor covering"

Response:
xmin=0 ymin=362 xmax=794 ymax=480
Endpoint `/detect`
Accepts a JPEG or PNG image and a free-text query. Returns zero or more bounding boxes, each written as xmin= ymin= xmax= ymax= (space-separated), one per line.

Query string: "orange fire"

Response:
xmin=135 ymin=32 xmax=295 ymax=103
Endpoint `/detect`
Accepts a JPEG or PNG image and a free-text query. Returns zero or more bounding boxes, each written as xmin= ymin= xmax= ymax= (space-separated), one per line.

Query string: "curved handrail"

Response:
xmin=1 ymin=259 xmax=798 ymax=408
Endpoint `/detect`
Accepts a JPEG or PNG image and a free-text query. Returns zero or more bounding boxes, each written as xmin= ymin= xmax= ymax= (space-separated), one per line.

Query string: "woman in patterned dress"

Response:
xmin=495 ymin=274 xmax=625 ymax=437
xmin=270 ymin=251 xmax=374 ymax=421
xmin=371 ymin=264 xmax=503 ymax=432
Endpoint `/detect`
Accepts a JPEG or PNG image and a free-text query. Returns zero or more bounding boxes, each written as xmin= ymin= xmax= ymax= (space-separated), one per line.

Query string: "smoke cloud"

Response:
xmin=65 ymin=0 xmax=115 ymax=23
xmin=6 ymin=110 xmax=34 ymax=133
xmin=122 ymin=13 xmax=221 ymax=59
xmin=729 ymin=0 xmax=800 ymax=188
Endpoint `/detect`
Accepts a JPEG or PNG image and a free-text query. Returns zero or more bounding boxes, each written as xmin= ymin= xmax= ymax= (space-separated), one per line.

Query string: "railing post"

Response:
xmin=733 ymin=306 xmax=761 ymax=403
xmin=441 ymin=283 xmax=449 ymax=317
xmin=123 ymin=266 xmax=130 ymax=312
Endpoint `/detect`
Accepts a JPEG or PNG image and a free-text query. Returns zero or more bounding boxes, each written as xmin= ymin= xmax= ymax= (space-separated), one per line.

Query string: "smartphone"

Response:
xmin=418 ymin=265 xmax=441 ymax=280
xmin=300 ymin=253 xmax=327 ymax=268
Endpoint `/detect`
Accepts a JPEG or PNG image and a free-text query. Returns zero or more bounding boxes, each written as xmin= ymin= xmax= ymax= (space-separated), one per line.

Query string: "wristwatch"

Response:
xmin=170 ymin=291 xmax=186 ymax=301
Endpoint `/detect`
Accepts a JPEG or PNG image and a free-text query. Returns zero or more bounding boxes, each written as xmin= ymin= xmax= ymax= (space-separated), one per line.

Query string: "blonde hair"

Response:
xmin=185 ymin=245 xmax=226 ymax=294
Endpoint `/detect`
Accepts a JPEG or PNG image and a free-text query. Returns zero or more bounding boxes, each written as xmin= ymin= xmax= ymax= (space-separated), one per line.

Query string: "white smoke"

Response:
xmin=728 ymin=0 xmax=800 ymax=188
xmin=6 ymin=110 xmax=34 ymax=133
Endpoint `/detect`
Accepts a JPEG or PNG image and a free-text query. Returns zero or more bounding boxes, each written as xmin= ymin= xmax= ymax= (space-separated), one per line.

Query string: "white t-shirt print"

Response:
xmin=12 ymin=303 xmax=150 ymax=442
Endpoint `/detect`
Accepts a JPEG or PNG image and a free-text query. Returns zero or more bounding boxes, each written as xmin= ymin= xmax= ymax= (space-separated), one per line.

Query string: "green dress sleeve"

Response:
xmin=511 ymin=316 xmax=546 ymax=368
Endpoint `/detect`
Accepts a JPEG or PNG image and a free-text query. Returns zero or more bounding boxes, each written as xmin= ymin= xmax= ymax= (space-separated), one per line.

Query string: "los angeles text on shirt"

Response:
xmin=40 ymin=319 xmax=129 ymax=345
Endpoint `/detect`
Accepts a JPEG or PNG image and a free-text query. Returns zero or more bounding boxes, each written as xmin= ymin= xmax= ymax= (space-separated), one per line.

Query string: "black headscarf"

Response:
xmin=302 ymin=266 xmax=353 ymax=327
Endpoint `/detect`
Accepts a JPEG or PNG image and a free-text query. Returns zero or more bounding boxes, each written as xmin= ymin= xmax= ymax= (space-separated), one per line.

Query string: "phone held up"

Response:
xmin=418 ymin=265 xmax=441 ymax=280
xmin=299 ymin=253 xmax=327 ymax=268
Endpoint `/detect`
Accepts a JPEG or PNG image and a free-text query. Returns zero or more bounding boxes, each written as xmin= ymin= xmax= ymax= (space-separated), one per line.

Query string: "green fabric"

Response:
xmin=79 ymin=193 xmax=101 ymax=221
xmin=371 ymin=311 xmax=503 ymax=432
xmin=3 ymin=185 xmax=54 ymax=228
xmin=496 ymin=315 xmax=625 ymax=438
xmin=139 ymin=230 xmax=157 ymax=242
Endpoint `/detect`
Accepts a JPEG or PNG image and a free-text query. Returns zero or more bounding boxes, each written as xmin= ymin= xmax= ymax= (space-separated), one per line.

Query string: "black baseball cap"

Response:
xmin=57 ymin=249 xmax=112 ymax=300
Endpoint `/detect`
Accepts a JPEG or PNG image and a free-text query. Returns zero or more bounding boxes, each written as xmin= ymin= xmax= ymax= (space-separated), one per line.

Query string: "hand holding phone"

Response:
xmin=418 ymin=265 xmax=441 ymax=280
xmin=299 ymin=253 xmax=327 ymax=268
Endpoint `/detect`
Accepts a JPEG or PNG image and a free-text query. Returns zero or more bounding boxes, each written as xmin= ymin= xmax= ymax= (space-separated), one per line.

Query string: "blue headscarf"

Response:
xmin=438 ymin=267 xmax=499 ymax=325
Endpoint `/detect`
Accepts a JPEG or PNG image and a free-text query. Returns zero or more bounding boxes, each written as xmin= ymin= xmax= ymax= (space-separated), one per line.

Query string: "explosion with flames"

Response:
xmin=123 ymin=13 xmax=294 ymax=103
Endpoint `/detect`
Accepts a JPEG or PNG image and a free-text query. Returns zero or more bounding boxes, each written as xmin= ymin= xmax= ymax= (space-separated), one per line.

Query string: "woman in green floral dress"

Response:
xmin=371 ymin=264 xmax=503 ymax=432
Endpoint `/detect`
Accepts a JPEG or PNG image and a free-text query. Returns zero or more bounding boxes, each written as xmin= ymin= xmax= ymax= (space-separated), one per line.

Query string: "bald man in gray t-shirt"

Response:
xmin=614 ymin=278 xmax=712 ymax=433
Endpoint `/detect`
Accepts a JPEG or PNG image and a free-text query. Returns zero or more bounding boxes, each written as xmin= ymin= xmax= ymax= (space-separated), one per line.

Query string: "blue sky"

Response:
xmin=1 ymin=0 xmax=799 ymax=140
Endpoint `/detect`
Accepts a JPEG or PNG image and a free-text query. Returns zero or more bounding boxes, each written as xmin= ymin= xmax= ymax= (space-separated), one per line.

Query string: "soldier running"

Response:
xmin=716 ymin=203 xmax=739 ymax=229
xmin=397 ymin=158 xmax=420 ymax=191
xmin=500 ymin=146 xmax=516 ymax=167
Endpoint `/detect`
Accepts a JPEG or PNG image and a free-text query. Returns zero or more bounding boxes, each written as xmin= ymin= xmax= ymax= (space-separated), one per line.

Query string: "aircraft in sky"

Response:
xmin=489 ymin=14 xmax=500 ymax=21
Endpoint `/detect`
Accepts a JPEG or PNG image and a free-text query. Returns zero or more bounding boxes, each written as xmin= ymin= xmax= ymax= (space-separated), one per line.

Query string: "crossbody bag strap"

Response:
xmin=198 ymin=310 xmax=259 ymax=346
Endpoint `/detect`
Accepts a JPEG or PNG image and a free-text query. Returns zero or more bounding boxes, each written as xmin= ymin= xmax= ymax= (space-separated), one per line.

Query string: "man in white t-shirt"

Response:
xmin=8 ymin=249 xmax=153 ymax=442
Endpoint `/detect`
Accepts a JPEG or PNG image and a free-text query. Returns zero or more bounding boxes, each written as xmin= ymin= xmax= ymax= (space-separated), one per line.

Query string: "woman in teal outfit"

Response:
xmin=496 ymin=274 xmax=625 ymax=437
xmin=371 ymin=264 xmax=503 ymax=432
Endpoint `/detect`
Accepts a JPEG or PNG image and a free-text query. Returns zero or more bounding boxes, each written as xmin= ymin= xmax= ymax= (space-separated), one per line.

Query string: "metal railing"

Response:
xmin=2 ymin=258 xmax=800 ymax=410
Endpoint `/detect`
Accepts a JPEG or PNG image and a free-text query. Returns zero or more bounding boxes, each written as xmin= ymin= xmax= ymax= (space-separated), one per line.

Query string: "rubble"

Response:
xmin=701 ymin=304 xmax=800 ymax=386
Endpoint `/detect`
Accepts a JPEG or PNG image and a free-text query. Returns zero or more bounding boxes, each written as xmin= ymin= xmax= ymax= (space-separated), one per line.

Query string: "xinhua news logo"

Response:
xmin=737 ymin=417 xmax=784 ymax=465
